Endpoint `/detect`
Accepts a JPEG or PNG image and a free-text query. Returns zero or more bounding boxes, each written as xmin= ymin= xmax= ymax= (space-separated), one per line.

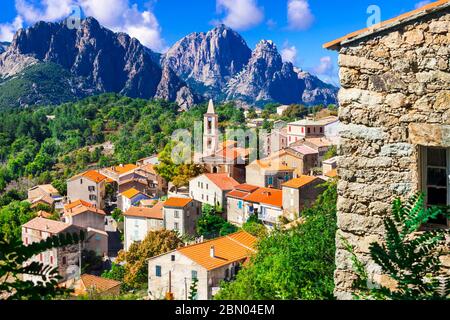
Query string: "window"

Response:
xmin=25 ymin=237 xmax=28 ymax=245
xmin=289 ymin=126 xmax=291 ymax=132
xmin=88 ymin=186 xmax=95 ymax=192
xmin=62 ymin=256 xmax=67 ymax=265
xmin=171 ymin=255 xmax=176 ymax=262
xmin=50 ymin=256 xmax=53 ymax=265
xmin=39 ymin=254 xmax=42 ymax=262
xmin=89 ymin=195 xmax=97 ymax=201
xmin=206 ymin=195 xmax=209 ymax=202
xmin=267 ymin=176 xmax=273 ymax=186
xmin=155 ymin=265 xmax=162 ymax=277
xmin=225 ymin=269 xmax=230 ymax=280
xmin=174 ymin=210 xmax=180 ymax=219
xmin=320 ymin=127 xmax=323 ymax=133
xmin=421 ymin=147 xmax=449 ymax=225
xmin=174 ymin=222 xmax=179 ymax=230
xmin=238 ymin=200 xmax=243 ymax=209
xmin=191 ymin=270 xmax=198 ymax=280
xmin=206 ymin=184 xmax=209 ymax=190
xmin=301 ymin=127 xmax=304 ymax=133
xmin=80 ymin=179 xmax=83 ymax=184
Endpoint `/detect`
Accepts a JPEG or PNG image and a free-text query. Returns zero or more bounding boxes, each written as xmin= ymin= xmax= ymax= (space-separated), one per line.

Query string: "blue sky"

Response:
xmin=0 ymin=0 xmax=432 ymax=85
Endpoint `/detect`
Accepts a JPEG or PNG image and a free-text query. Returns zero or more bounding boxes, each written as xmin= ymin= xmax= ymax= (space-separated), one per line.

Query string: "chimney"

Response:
xmin=210 ymin=245 xmax=215 ymax=258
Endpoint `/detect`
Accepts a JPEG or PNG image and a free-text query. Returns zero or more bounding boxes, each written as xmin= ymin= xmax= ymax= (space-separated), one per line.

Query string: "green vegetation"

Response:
xmin=197 ymin=204 xmax=238 ymax=239
xmin=344 ymin=193 xmax=450 ymax=300
xmin=0 ymin=230 xmax=84 ymax=300
xmin=215 ymin=181 xmax=337 ymax=300
xmin=0 ymin=62 xmax=91 ymax=109
xmin=115 ymin=229 xmax=183 ymax=289
xmin=0 ymin=201 xmax=36 ymax=242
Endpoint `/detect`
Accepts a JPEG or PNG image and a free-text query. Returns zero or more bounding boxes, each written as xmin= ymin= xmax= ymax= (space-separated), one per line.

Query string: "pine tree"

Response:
xmin=344 ymin=193 xmax=449 ymax=300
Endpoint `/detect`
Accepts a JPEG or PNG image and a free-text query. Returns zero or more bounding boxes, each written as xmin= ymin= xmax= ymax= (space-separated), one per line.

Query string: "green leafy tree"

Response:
xmin=323 ymin=145 xmax=337 ymax=161
xmin=344 ymin=193 xmax=450 ymax=300
xmin=116 ymin=230 xmax=183 ymax=288
xmin=197 ymin=204 xmax=237 ymax=239
xmin=0 ymin=231 xmax=84 ymax=300
xmin=0 ymin=201 xmax=36 ymax=242
xmin=101 ymin=263 xmax=131 ymax=293
xmin=242 ymin=214 xmax=267 ymax=238
xmin=215 ymin=181 xmax=337 ymax=300
xmin=112 ymin=208 xmax=124 ymax=223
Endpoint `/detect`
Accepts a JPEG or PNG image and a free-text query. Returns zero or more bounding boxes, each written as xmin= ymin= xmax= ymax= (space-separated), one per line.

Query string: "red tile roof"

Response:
xmin=64 ymin=205 xmax=106 ymax=217
xmin=124 ymin=203 xmax=164 ymax=220
xmin=121 ymin=188 xmax=142 ymax=199
xmin=244 ymin=188 xmax=283 ymax=208
xmin=282 ymin=176 xmax=319 ymax=189
xmin=64 ymin=200 xmax=95 ymax=211
xmin=163 ymin=197 xmax=193 ymax=208
xmin=79 ymin=274 xmax=121 ymax=293
xmin=204 ymin=173 xmax=240 ymax=191
xmin=235 ymin=184 xmax=259 ymax=193
xmin=324 ymin=0 xmax=450 ymax=50
xmin=177 ymin=231 xmax=257 ymax=271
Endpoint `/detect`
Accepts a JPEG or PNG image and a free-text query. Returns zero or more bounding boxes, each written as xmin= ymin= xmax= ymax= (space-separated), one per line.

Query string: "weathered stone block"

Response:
xmin=340 ymin=124 xmax=388 ymax=141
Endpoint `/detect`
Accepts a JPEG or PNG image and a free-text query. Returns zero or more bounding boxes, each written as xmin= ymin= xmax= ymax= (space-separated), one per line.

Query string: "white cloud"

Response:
xmin=314 ymin=56 xmax=334 ymax=76
xmin=216 ymin=0 xmax=264 ymax=30
xmin=287 ymin=0 xmax=314 ymax=30
xmin=0 ymin=16 xmax=23 ymax=42
xmin=2 ymin=0 xmax=166 ymax=52
xmin=415 ymin=1 xmax=431 ymax=9
xmin=281 ymin=45 xmax=297 ymax=64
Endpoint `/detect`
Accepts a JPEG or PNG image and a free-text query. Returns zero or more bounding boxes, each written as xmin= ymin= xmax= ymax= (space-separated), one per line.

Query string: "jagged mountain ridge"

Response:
xmin=0 ymin=17 xmax=337 ymax=108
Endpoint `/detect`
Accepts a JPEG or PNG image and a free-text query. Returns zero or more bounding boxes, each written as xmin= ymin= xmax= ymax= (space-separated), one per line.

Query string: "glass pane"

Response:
xmin=427 ymin=168 xmax=447 ymax=186
xmin=427 ymin=187 xmax=447 ymax=206
xmin=427 ymin=148 xmax=446 ymax=167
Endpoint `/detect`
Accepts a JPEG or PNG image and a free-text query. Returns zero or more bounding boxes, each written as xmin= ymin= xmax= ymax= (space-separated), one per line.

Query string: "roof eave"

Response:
xmin=324 ymin=1 xmax=450 ymax=51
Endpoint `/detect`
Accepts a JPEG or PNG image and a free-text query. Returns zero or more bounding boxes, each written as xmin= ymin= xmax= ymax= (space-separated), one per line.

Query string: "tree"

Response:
xmin=0 ymin=231 xmax=84 ymax=300
xmin=101 ymin=263 xmax=131 ymax=293
xmin=242 ymin=214 xmax=267 ymax=238
xmin=323 ymin=145 xmax=337 ymax=161
xmin=116 ymin=230 xmax=183 ymax=288
xmin=172 ymin=164 xmax=206 ymax=188
xmin=0 ymin=201 xmax=36 ymax=242
xmin=215 ymin=181 xmax=337 ymax=300
xmin=197 ymin=204 xmax=237 ymax=239
xmin=282 ymin=104 xmax=307 ymax=121
xmin=344 ymin=193 xmax=450 ymax=300
xmin=111 ymin=208 xmax=124 ymax=223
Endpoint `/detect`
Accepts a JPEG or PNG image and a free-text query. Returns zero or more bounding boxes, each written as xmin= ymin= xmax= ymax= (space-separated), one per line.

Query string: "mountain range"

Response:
xmin=0 ymin=17 xmax=338 ymax=109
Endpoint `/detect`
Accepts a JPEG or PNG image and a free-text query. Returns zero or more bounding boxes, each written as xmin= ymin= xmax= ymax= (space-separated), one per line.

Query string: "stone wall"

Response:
xmin=334 ymin=8 xmax=450 ymax=299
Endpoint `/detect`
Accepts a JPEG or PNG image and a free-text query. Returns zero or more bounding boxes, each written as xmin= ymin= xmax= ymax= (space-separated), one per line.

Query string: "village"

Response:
xmin=21 ymin=100 xmax=339 ymax=300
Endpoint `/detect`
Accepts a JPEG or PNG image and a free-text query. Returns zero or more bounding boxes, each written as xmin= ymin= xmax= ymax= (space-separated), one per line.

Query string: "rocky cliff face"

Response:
xmin=0 ymin=42 xmax=9 ymax=54
xmin=0 ymin=18 xmax=338 ymax=108
xmin=226 ymin=40 xmax=338 ymax=106
xmin=2 ymin=17 xmax=162 ymax=98
xmin=162 ymin=24 xmax=252 ymax=97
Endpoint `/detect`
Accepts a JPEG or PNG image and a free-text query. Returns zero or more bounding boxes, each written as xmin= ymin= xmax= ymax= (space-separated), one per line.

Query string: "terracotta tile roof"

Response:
xmin=204 ymin=173 xmax=240 ymax=191
xmin=282 ymin=176 xmax=319 ymax=189
xmin=290 ymin=145 xmax=318 ymax=156
xmin=248 ymin=160 xmax=295 ymax=173
xmin=139 ymin=163 xmax=157 ymax=175
xmin=36 ymin=210 xmax=53 ymax=219
xmin=305 ymin=138 xmax=332 ymax=148
xmin=30 ymin=195 xmax=54 ymax=206
xmin=83 ymin=170 xmax=107 ymax=183
xmin=31 ymin=184 xmax=60 ymax=195
xmin=177 ymin=231 xmax=257 ymax=271
xmin=244 ymin=188 xmax=283 ymax=208
xmin=325 ymin=169 xmax=338 ymax=178
xmin=124 ymin=203 xmax=164 ymax=220
xmin=106 ymin=164 xmax=138 ymax=175
xmin=79 ymin=274 xmax=121 ymax=293
xmin=227 ymin=189 xmax=251 ymax=200
xmin=324 ymin=0 xmax=450 ymax=50
xmin=64 ymin=200 xmax=95 ymax=211
xmin=23 ymin=217 xmax=70 ymax=234
xmin=64 ymin=205 xmax=106 ymax=217
xmin=121 ymin=188 xmax=142 ymax=199
xmin=235 ymin=184 xmax=259 ymax=193
xmin=164 ymin=197 xmax=193 ymax=208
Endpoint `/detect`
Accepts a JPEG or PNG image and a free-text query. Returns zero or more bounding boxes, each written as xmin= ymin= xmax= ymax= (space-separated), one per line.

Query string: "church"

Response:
xmin=197 ymin=100 xmax=251 ymax=183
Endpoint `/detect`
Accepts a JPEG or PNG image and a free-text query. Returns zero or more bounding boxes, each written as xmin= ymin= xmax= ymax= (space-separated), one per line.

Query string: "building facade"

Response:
xmin=163 ymin=198 xmax=201 ymax=236
xmin=67 ymin=170 xmax=107 ymax=209
xmin=324 ymin=1 xmax=450 ymax=299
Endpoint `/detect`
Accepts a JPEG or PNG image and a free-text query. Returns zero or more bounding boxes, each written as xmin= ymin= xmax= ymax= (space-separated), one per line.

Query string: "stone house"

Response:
xmin=323 ymin=0 xmax=450 ymax=299
xmin=189 ymin=173 xmax=240 ymax=211
xmin=136 ymin=155 xmax=160 ymax=166
xmin=134 ymin=163 xmax=168 ymax=197
xmin=63 ymin=201 xmax=106 ymax=231
xmin=67 ymin=170 xmax=107 ymax=209
xmin=123 ymin=202 xmax=165 ymax=251
xmin=226 ymin=184 xmax=260 ymax=226
xmin=147 ymin=231 xmax=256 ymax=300
xmin=246 ymin=159 xmax=294 ymax=189
xmin=27 ymin=184 xmax=64 ymax=211
xmin=323 ymin=156 xmax=338 ymax=176
xmin=62 ymin=274 xmax=121 ymax=297
xmin=282 ymin=176 xmax=326 ymax=220
xmin=163 ymin=197 xmax=202 ymax=237
xmin=100 ymin=164 xmax=138 ymax=184
xmin=263 ymin=147 xmax=318 ymax=177
xmin=22 ymin=217 xmax=84 ymax=284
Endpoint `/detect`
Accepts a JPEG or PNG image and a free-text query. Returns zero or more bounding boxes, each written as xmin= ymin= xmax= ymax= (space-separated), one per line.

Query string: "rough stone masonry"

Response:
xmin=327 ymin=4 xmax=450 ymax=299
